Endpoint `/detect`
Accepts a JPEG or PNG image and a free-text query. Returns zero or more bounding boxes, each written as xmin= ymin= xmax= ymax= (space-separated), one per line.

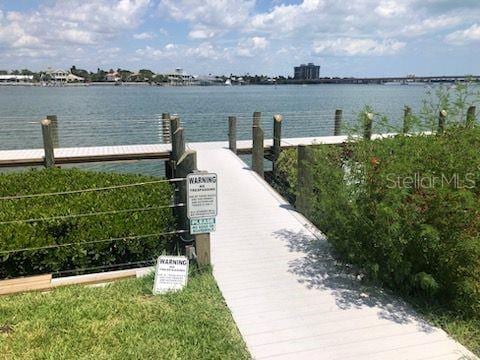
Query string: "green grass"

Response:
xmin=412 ymin=301 xmax=480 ymax=356
xmin=0 ymin=268 xmax=250 ymax=360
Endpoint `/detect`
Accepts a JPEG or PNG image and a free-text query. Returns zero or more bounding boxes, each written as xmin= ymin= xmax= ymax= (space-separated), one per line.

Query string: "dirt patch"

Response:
xmin=0 ymin=324 xmax=13 ymax=334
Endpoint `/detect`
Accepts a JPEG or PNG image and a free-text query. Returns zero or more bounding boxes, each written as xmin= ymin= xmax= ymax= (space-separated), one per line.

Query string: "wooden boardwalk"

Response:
xmin=0 ymin=137 xmax=476 ymax=359
xmin=0 ymin=134 xmax=393 ymax=167
xmin=191 ymin=145 xmax=476 ymax=360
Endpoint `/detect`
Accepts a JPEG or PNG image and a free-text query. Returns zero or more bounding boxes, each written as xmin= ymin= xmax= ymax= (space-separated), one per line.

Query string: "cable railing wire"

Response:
xmin=0 ymin=204 xmax=184 ymax=226
xmin=0 ymin=230 xmax=188 ymax=255
xmin=0 ymin=178 xmax=184 ymax=201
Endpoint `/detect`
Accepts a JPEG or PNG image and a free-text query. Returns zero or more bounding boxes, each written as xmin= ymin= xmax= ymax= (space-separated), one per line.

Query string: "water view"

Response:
xmin=1 ymin=84 xmax=429 ymax=147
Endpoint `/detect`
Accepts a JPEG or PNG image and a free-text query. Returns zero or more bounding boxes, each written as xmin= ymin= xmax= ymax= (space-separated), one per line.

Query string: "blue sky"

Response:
xmin=0 ymin=0 xmax=479 ymax=77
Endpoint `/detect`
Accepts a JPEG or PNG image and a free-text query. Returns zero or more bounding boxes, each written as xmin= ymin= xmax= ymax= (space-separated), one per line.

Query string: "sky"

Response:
xmin=0 ymin=0 xmax=479 ymax=77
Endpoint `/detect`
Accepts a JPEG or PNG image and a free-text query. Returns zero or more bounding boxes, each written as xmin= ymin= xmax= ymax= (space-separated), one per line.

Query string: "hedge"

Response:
xmin=0 ymin=168 xmax=175 ymax=278
xmin=275 ymin=126 xmax=480 ymax=317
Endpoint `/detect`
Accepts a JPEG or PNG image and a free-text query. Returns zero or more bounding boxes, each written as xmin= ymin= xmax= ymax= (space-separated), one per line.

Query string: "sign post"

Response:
xmin=187 ymin=173 xmax=217 ymax=235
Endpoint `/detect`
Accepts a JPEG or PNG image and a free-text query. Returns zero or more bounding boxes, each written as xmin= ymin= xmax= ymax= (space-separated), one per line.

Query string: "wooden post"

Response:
xmin=195 ymin=233 xmax=211 ymax=267
xmin=46 ymin=115 xmax=59 ymax=147
xmin=466 ymin=106 xmax=476 ymax=128
xmin=175 ymin=149 xmax=196 ymax=243
xmin=363 ymin=112 xmax=373 ymax=140
xmin=252 ymin=112 xmax=264 ymax=178
xmin=228 ymin=116 xmax=237 ymax=153
xmin=334 ymin=109 xmax=342 ymax=136
xmin=174 ymin=150 xmax=211 ymax=266
xmin=438 ymin=109 xmax=447 ymax=134
xmin=41 ymin=118 xmax=55 ymax=168
xmin=170 ymin=114 xmax=180 ymax=140
xmin=253 ymin=111 xmax=261 ymax=127
xmin=296 ymin=145 xmax=313 ymax=216
xmin=168 ymin=115 xmax=182 ymax=177
xmin=272 ymin=114 xmax=282 ymax=176
xmin=403 ymin=106 xmax=412 ymax=134
xmin=162 ymin=113 xmax=171 ymax=143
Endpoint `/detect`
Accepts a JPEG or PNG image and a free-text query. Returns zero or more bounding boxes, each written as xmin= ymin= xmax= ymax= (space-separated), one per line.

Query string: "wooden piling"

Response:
xmin=170 ymin=115 xmax=180 ymax=140
xmin=253 ymin=111 xmax=261 ymax=127
xmin=334 ymin=109 xmax=342 ymax=136
xmin=41 ymin=118 xmax=55 ymax=168
xmin=296 ymin=145 xmax=313 ymax=216
xmin=466 ymin=106 xmax=476 ymax=127
xmin=252 ymin=112 xmax=264 ymax=178
xmin=438 ymin=109 xmax=447 ymax=134
xmin=363 ymin=112 xmax=373 ymax=140
xmin=168 ymin=115 xmax=182 ymax=176
xmin=228 ymin=116 xmax=237 ymax=153
xmin=272 ymin=114 xmax=283 ymax=176
xmin=403 ymin=106 xmax=412 ymax=134
xmin=46 ymin=115 xmax=59 ymax=147
xmin=162 ymin=113 xmax=171 ymax=143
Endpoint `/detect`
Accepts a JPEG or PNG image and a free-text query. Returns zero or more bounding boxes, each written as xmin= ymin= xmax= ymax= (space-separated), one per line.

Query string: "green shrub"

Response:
xmin=272 ymin=84 xmax=480 ymax=316
xmin=0 ymin=168 xmax=175 ymax=278
xmin=277 ymin=128 xmax=480 ymax=317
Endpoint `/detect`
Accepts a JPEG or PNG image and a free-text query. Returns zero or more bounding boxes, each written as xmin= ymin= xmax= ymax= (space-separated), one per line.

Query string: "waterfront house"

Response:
xmin=166 ymin=68 xmax=195 ymax=85
xmin=105 ymin=71 xmax=121 ymax=82
xmin=44 ymin=68 xmax=84 ymax=83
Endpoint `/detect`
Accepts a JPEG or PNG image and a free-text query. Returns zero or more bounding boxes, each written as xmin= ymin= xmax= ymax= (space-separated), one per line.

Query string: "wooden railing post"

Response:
xmin=175 ymin=150 xmax=211 ymax=266
xmin=162 ymin=113 xmax=171 ymax=143
xmin=438 ymin=109 xmax=447 ymax=134
xmin=168 ymin=115 xmax=182 ymax=178
xmin=403 ymin=106 xmax=412 ymax=134
xmin=466 ymin=106 xmax=476 ymax=128
xmin=46 ymin=115 xmax=59 ymax=147
xmin=296 ymin=145 xmax=313 ymax=216
xmin=252 ymin=112 xmax=264 ymax=178
xmin=170 ymin=114 xmax=180 ymax=140
xmin=334 ymin=109 xmax=342 ymax=136
xmin=272 ymin=114 xmax=282 ymax=176
xmin=363 ymin=112 xmax=373 ymax=140
xmin=228 ymin=116 xmax=237 ymax=153
xmin=171 ymin=121 xmax=211 ymax=266
xmin=41 ymin=118 xmax=55 ymax=168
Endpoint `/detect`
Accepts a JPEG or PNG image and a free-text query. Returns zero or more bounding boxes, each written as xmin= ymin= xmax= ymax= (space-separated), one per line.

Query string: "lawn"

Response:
xmin=0 ymin=268 xmax=250 ymax=360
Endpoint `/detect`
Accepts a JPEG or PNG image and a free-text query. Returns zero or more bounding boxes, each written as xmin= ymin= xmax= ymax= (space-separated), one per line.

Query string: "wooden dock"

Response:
xmin=0 ymin=133 xmax=401 ymax=168
xmin=0 ymin=135 xmax=475 ymax=359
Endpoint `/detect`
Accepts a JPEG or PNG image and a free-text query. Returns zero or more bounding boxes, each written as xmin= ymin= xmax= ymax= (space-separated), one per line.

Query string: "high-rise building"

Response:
xmin=294 ymin=63 xmax=320 ymax=80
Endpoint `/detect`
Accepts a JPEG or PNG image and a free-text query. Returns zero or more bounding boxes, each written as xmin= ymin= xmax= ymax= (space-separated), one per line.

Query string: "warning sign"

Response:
xmin=187 ymin=173 xmax=218 ymax=219
xmin=153 ymin=256 xmax=189 ymax=294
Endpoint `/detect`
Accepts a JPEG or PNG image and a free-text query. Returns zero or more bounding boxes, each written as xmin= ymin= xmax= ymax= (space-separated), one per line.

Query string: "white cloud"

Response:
xmin=400 ymin=15 xmax=462 ymax=37
xmin=235 ymin=36 xmax=269 ymax=57
xmin=313 ymin=38 xmax=405 ymax=56
xmin=375 ymin=0 xmax=407 ymax=18
xmin=160 ymin=0 xmax=254 ymax=39
xmin=188 ymin=28 xmax=218 ymax=40
xmin=445 ymin=23 xmax=480 ymax=45
xmin=0 ymin=0 xmax=150 ymax=61
xmin=133 ymin=32 xmax=155 ymax=40
xmin=250 ymin=0 xmax=324 ymax=34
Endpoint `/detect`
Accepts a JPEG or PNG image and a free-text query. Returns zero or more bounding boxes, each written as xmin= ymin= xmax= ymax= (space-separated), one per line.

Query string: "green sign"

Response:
xmin=190 ymin=218 xmax=216 ymax=234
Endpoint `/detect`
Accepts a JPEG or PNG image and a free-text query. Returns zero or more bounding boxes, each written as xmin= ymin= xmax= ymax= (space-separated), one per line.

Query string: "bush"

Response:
xmin=0 ymin=168 xmax=175 ymax=278
xmin=272 ymin=84 xmax=480 ymax=316
xmin=275 ymin=126 xmax=480 ymax=317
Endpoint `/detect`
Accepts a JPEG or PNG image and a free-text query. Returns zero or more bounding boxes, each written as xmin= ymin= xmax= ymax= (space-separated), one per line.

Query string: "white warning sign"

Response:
xmin=187 ymin=173 xmax=218 ymax=219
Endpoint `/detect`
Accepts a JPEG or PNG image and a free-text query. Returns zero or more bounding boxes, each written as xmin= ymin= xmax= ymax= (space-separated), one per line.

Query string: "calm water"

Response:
xmin=0 ymin=84 xmax=429 ymax=175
